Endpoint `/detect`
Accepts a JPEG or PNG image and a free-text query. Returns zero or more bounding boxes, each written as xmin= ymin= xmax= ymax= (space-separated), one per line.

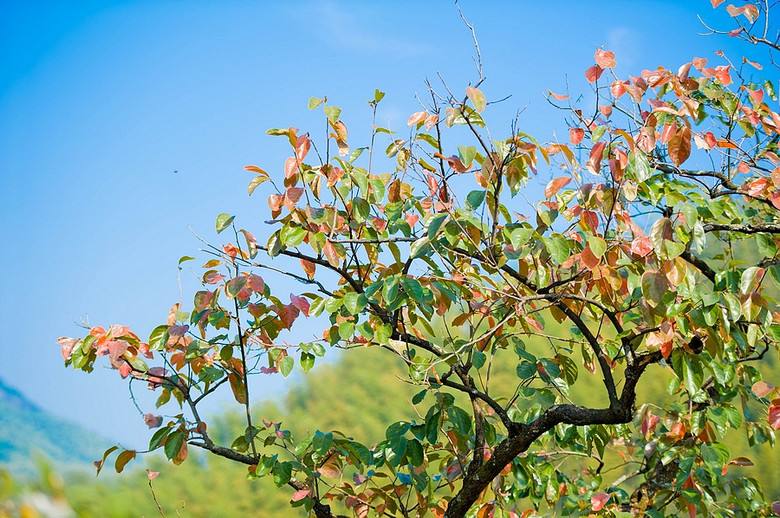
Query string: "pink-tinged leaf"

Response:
xmin=569 ymin=128 xmax=584 ymax=145
xmin=290 ymin=294 xmax=310 ymax=317
xmin=407 ymin=111 xmax=427 ymax=127
xmin=247 ymin=273 xmax=265 ymax=293
xmin=291 ymin=489 xmax=311 ymax=502
xmin=743 ymin=57 xmax=763 ymax=70
xmin=704 ymin=132 xmax=717 ymax=148
xmin=611 ymin=80 xmax=628 ymax=98
xmin=585 ymin=65 xmax=604 ymax=83
xmin=323 ymin=240 xmax=342 ymax=268
xmin=710 ymin=0 xmax=725 ymax=6
xmin=169 ymin=324 xmax=189 ymax=337
xmin=284 ymin=157 xmax=297 ymax=180
xmin=285 ymin=187 xmax=304 ymax=204
xmin=772 ymin=501 xmax=780 ymax=516
xmin=771 ymin=192 xmax=780 ymax=210
xmin=591 ymin=492 xmax=610 ymax=511
xmin=144 ymin=413 xmax=163 ymax=429
xmin=713 ymin=65 xmax=732 ymax=86
xmin=223 ymin=243 xmax=239 ymax=259
xmin=641 ymin=411 xmax=660 ymax=438
xmin=268 ymin=194 xmax=284 ymax=214
xmin=726 ymin=3 xmax=759 ymax=22
xmin=750 ymin=380 xmax=775 ymax=397
xmin=548 ymin=90 xmax=569 ymax=101
xmin=295 ymin=134 xmax=310 ymax=162
xmin=630 ymin=236 xmax=653 ymax=257
xmin=586 ymin=141 xmax=607 ymax=173
xmin=119 ymin=363 xmax=132 ymax=378
xmin=57 ymin=337 xmax=78 ymax=361
xmin=769 ymin=399 xmax=780 ymax=430
xmin=406 ymin=213 xmax=419 ymax=227
xmin=466 ymin=86 xmax=487 ymax=112
xmin=594 ymin=49 xmax=616 ymax=68
xmin=147 ymin=470 xmax=160 ymax=480
xmin=748 ymin=88 xmax=764 ymax=105
xmin=544 ymin=177 xmax=571 ymax=198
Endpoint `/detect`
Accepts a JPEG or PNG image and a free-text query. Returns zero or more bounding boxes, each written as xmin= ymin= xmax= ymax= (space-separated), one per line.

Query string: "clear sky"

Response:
xmin=0 ymin=0 xmax=749 ymax=448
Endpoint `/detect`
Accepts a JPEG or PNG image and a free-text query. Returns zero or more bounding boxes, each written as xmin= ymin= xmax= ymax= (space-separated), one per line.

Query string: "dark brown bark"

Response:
xmin=443 ymin=351 xmax=661 ymax=517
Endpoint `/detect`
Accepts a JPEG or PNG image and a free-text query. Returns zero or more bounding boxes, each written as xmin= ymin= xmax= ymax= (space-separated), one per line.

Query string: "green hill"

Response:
xmin=0 ymin=378 xmax=107 ymax=476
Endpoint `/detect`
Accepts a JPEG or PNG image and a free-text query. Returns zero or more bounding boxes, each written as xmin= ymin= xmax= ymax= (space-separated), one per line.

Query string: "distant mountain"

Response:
xmin=0 ymin=377 xmax=108 ymax=476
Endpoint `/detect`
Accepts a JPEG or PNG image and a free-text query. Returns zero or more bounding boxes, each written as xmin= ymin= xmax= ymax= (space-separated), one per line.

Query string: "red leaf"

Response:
xmin=544 ymin=176 xmax=571 ymax=198
xmin=710 ymin=0 xmax=725 ymax=6
xmin=591 ymin=492 xmax=610 ymax=511
xmin=594 ymin=49 xmax=616 ymax=69
xmin=569 ymin=128 xmax=584 ymax=145
xmin=144 ymin=413 xmax=163 ymax=429
xmin=585 ymin=65 xmax=604 ymax=83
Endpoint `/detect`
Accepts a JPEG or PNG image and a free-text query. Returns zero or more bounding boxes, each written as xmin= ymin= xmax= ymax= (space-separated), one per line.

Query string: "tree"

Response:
xmin=59 ymin=3 xmax=780 ymax=516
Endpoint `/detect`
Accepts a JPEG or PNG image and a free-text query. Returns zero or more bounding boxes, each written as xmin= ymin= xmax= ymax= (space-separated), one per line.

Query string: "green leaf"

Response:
xmin=628 ymin=151 xmax=651 ymax=182
xmin=178 ymin=256 xmax=195 ymax=266
xmin=588 ymin=235 xmax=607 ymax=258
xmin=507 ymin=227 xmax=534 ymax=249
xmin=427 ymin=213 xmax=448 ymax=239
xmin=114 ymin=449 xmax=136 ymax=473
xmin=372 ymin=89 xmax=385 ymax=104
xmin=458 ymin=145 xmax=477 ymax=167
xmin=273 ymin=461 xmax=293 ymax=487
xmin=412 ymin=390 xmax=427 ymax=405
xmin=280 ymin=355 xmax=294 ymax=377
xmin=448 ymin=406 xmax=472 ymax=436
xmin=740 ymin=266 xmax=762 ymax=294
xmin=149 ymin=325 xmax=170 ymax=350
xmin=472 ymin=350 xmax=486 ymax=370
xmin=324 ymin=105 xmax=341 ymax=122
xmin=248 ymin=175 xmax=269 ymax=195
xmin=466 ymin=190 xmax=486 ymax=210
xmin=300 ymin=352 xmax=315 ymax=372
xmin=216 ymin=213 xmax=235 ymax=234
xmin=308 ymin=97 xmax=326 ymax=110
xmin=410 ymin=237 xmax=431 ymax=259
xmin=164 ymin=430 xmax=185 ymax=460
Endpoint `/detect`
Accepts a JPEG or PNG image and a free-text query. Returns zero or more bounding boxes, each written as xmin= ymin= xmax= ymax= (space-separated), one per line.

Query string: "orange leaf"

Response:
xmin=668 ymin=125 xmax=691 ymax=166
xmin=586 ymin=141 xmax=607 ymax=173
xmin=544 ymin=176 xmax=571 ymax=198
xmin=407 ymin=111 xmax=427 ymax=127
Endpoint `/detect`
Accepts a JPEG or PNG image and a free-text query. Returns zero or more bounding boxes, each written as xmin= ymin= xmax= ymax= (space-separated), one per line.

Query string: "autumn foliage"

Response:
xmin=59 ymin=3 xmax=780 ymax=517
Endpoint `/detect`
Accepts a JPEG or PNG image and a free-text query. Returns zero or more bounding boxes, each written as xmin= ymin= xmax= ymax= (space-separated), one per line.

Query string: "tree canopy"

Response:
xmin=59 ymin=3 xmax=780 ymax=516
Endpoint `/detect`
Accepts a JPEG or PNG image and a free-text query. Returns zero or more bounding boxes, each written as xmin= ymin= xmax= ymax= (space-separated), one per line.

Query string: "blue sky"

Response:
xmin=0 ymin=0 xmax=748 ymax=448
